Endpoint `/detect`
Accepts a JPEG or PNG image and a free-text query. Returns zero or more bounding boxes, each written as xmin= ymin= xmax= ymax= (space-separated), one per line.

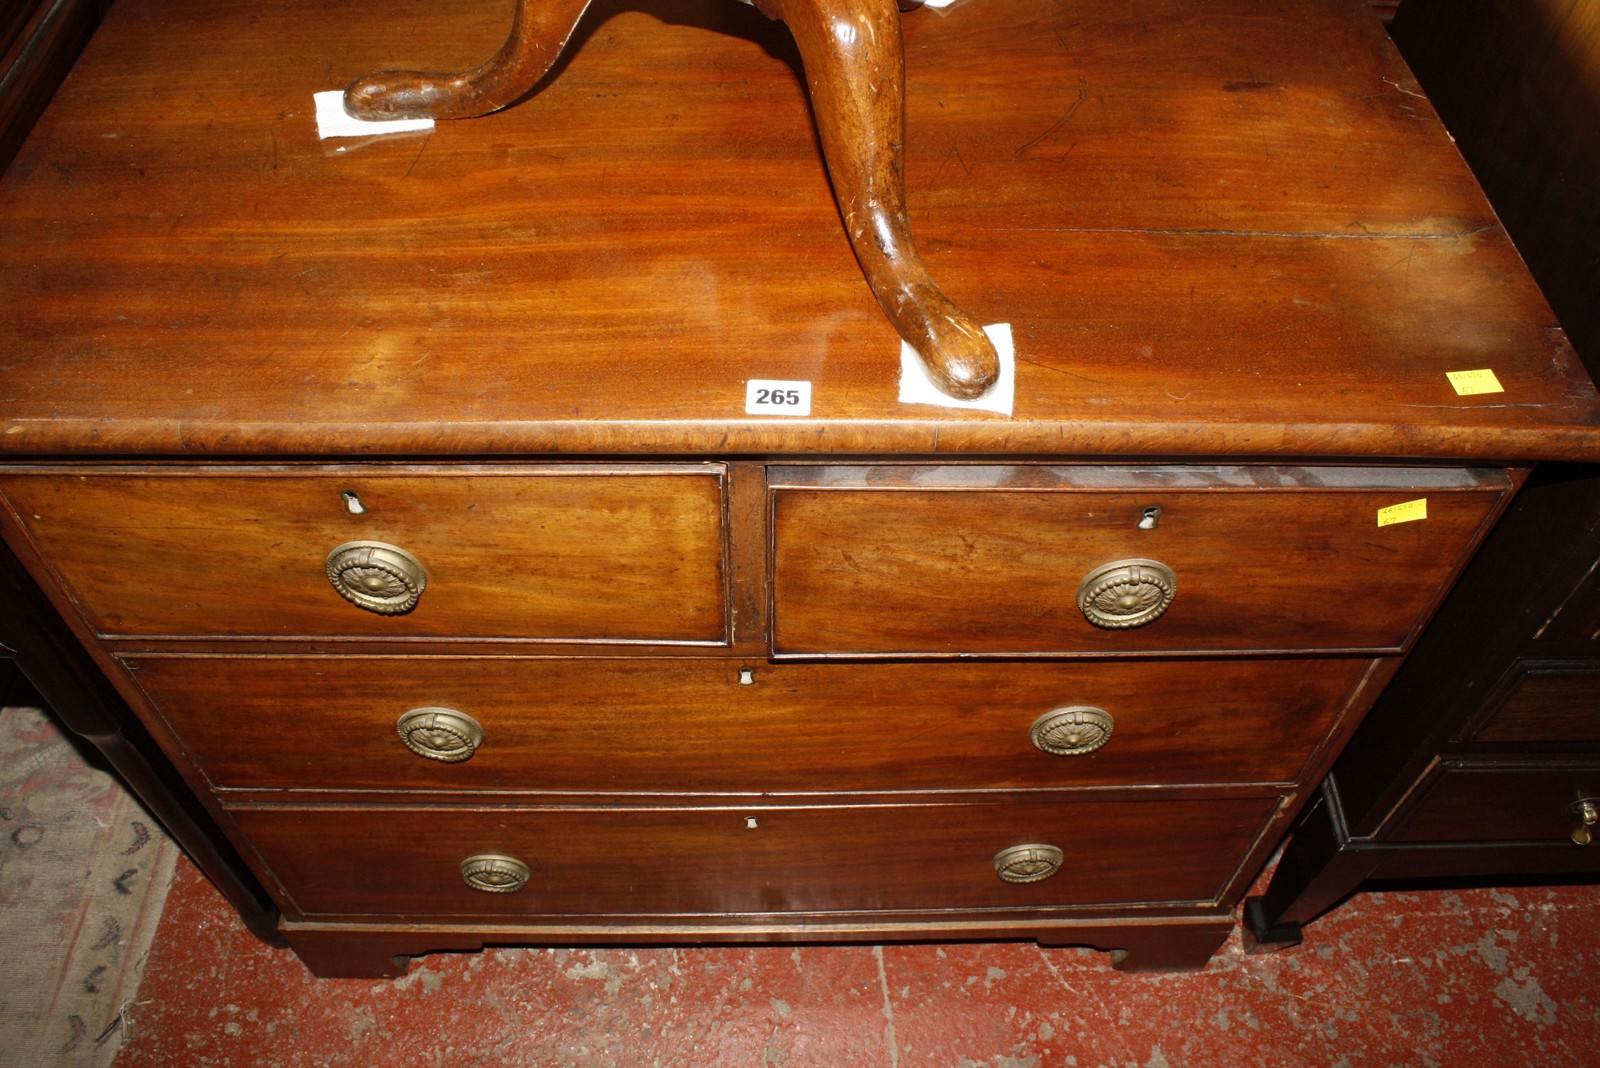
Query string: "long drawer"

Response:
xmin=0 ymin=466 xmax=728 ymax=642
xmin=231 ymin=795 xmax=1279 ymax=918
xmin=1462 ymin=660 xmax=1600 ymax=746
xmin=126 ymin=654 xmax=1371 ymax=793
xmin=1389 ymin=764 xmax=1600 ymax=845
xmin=770 ymin=465 xmax=1511 ymax=656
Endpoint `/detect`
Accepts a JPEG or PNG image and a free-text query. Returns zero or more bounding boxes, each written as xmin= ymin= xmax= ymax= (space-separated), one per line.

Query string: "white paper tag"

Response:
xmin=314 ymin=90 xmax=435 ymax=139
xmin=898 ymin=323 xmax=1015 ymax=415
xmin=745 ymin=380 xmax=813 ymax=416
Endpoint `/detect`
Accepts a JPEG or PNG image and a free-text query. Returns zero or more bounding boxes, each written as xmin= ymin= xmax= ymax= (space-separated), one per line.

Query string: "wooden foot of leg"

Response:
xmin=281 ymin=924 xmax=513 ymax=979
xmin=1102 ymin=924 xmax=1233 ymax=972
xmin=281 ymin=929 xmax=416 ymax=979
xmin=1037 ymin=920 xmax=1234 ymax=972
xmin=756 ymin=0 xmax=999 ymax=398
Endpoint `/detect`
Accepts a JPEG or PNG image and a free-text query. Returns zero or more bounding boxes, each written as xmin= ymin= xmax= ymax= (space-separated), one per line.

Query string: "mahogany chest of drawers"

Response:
xmin=3 ymin=0 xmax=1598 ymax=976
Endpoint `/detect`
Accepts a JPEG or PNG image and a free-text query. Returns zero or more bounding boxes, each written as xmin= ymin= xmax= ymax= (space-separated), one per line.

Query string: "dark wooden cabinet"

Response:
xmin=3 ymin=0 xmax=1598 ymax=978
xmin=1 ymin=0 xmax=112 ymax=173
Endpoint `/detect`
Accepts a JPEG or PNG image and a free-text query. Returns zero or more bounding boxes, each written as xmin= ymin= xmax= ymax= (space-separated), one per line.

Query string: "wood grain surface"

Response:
xmin=124 ymin=653 xmax=1369 ymax=792
xmin=0 ymin=466 xmax=728 ymax=641
xmin=231 ymin=794 xmax=1277 ymax=917
xmin=770 ymin=465 xmax=1511 ymax=655
xmin=0 ymin=0 xmax=1595 ymax=459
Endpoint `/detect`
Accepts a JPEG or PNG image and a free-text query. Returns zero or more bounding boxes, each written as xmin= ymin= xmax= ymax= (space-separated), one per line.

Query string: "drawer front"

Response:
xmin=127 ymin=655 xmax=1371 ymax=793
xmin=770 ymin=465 xmax=1509 ymax=655
xmin=0 ymin=467 xmax=727 ymax=642
xmin=1466 ymin=661 xmax=1600 ymax=746
xmin=1390 ymin=765 xmax=1600 ymax=845
xmin=232 ymin=796 xmax=1277 ymax=918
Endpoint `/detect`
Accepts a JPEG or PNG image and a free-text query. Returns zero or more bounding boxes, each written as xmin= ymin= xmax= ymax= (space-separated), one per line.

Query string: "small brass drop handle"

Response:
xmin=1572 ymin=799 xmax=1598 ymax=846
xmin=1077 ymin=559 xmax=1177 ymax=630
xmin=460 ymin=853 xmax=531 ymax=893
xmin=396 ymin=707 xmax=485 ymax=763
xmin=993 ymin=843 xmax=1065 ymax=884
xmin=1031 ymin=706 xmax=1115 ymax=756
xmin=326 ymin=541 xmax=427 ymax=615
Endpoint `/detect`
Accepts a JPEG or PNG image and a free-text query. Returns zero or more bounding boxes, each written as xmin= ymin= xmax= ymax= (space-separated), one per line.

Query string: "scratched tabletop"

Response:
xmin=1 ymin=0 xmax=1596 ymax=460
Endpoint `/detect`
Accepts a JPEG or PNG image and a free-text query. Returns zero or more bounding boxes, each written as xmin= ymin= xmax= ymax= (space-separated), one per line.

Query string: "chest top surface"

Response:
xmin=0 ymin=0 xmax=1596 ymax=461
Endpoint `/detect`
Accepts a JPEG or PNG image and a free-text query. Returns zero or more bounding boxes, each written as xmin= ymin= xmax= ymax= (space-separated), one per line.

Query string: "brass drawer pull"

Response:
xmin=460 ymin=853 xmax=531 ymax=893
xmin=993 ymin=843 xmax=1064 ymax=883
xmin=326 ymin=541 xmax=428 ymax=615
xmin=1077 ymin=559 xmax=1177 ymax=629
xmin=1573 ymin=799 xmax=1598 ymax=846
xmin=396 ymin=707 xmax=484 ymax=763
xmin=1031 ymin=706 xmax=1115 ymax=756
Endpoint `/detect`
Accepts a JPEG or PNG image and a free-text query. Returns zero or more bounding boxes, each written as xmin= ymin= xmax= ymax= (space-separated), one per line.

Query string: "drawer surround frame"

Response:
xmin=0 ymin=457 xmax=1516 ymax=975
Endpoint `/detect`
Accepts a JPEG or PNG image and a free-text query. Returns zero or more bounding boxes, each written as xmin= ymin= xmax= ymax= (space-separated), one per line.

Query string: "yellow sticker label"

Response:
xmin=1446 ymin=369 xmax=1504 ymax=396
xmin=1378 ymin=498 xmax=1428 ymax=527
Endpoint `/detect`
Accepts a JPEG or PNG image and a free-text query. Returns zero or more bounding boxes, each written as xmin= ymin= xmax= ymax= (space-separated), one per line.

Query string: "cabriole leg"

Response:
xmin=342 ymin=0 xmax=999 ymax=399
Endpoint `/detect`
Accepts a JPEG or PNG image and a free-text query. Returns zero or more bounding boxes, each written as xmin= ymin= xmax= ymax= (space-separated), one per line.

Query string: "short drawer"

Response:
xmin=770 ymin=465 xmax=1509 ymax=655
xmin=231 ymin=795 xmax=1278 ymax=918
xmin=0 ymin=466 xmax=727 ymax=642
xmin=126 ymin=655 xmax=1372 ymax=793
xmin=1389 ymin=764 xmax=1600 ymax=845
xmin=1464 ymin=661 xmax=1600 ymax=746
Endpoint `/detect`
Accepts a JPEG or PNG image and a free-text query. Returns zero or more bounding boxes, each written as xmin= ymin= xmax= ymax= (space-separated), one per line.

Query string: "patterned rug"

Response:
xmin=0 ymin=700 xmax=178 ymax=1067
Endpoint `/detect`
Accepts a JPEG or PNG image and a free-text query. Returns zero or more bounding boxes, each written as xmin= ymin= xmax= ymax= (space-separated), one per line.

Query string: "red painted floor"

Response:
xmin=115 ymin=858 xmax=1600 ymax=1067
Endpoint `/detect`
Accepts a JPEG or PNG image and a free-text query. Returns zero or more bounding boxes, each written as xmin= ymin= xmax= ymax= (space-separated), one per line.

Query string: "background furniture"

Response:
xmin=1 ymin=0 xmax=112 ymax=173
xmin=3 ymin=0 xmax=1597 ymax=978
xmin=1246 ymin=0 xmax=1600 ymax=947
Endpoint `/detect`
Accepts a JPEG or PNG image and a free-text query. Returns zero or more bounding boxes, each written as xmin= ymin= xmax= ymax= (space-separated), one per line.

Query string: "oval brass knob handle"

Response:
xmin=1573 ymin=799 xmax=1598 ymax=846
xmin=1031 ymin=706 xmax=1115 ymax=756
xmin=460 ymin=853 xmax=531 ymax=893
xmin=993 ymin=843 xmax=1065 ymax=884
xmin=326 ymin=541 xmax=427 ymax=615
xmin=1077 ymin=559 xmax=1177 ymax=629
xmin=396 ymin=707 xmax=484 ymax=763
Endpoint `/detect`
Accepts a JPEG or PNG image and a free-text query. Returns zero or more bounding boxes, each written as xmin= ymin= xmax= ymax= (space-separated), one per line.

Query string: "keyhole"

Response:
xmin=341 ymin=491 xmax=366 ymax=515
xmin=1138 ymin=506 xmax=1161 ymax=530
xmin=738 ymin=668 xmax=756 ymax=686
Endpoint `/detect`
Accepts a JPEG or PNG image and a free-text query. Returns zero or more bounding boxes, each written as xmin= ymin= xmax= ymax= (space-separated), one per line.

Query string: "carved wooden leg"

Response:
xmin=343 ymin=0 xmax=596 ymax=120
xmin=754 ymin=0 xmax=999 ymax=398
xmin=345 ymin=0 xmax=999 ymax=399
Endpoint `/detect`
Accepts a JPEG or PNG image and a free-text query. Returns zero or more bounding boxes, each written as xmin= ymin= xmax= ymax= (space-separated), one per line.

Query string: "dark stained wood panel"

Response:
xmin=1393 ymin=0 xmax=1600 ymax=372
xmin=125 ymin=654 xmax=1369 ymax=793
xmin=770 ymin=466 xmax=1510 ymax=655
xmin=0 ymin=0 xmax=1595 ymax=460
xmin=231 ymin=795 xmax=1278 ymax=917
xmin=1467 ymin=663 xmax=1600 ymax=746
xmin=1390 ymin=765 xmax=1600 ymax=844
xmin=0 ymin=466 xmax=728 ymax=642
xmin=0 ymin=0 xmax=111 ymax=174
